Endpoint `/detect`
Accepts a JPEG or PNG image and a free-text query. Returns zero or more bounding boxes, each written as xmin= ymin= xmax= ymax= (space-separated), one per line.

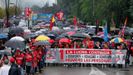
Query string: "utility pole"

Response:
xmin=5 ymin=0 xmax=10 ymax=27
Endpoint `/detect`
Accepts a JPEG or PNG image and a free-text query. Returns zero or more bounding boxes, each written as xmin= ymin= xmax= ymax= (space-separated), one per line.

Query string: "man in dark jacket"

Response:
xmin=8 ymin=57 xmax=21 ymax=75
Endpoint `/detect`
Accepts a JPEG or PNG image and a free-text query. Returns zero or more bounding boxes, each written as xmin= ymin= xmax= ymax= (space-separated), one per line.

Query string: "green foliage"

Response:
xmin=41 ymin=3 xmax=60 ymax=13
xmin=0 ymin=8 xmax=5 ymax=18
xmin=59 ymin=0 xmax=131 ymax=26
xmin=31 ymin=5 xmax=41 ymax=11
xmin=8 ymin=6 xmax=22 ymax=16
xmin=0 ymin=6 xmax=22 ymax=18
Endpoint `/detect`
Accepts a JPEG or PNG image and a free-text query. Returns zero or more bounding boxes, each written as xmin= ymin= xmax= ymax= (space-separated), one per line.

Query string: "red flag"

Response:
xmin=56 ymin=11 xmax=64 ymax=20
xmin=119 ymin=17 xmax=128 ymax=37
xmin=124 ymin=17 xmax=128 ymax=26
xmin=25 ymin=7 xmax=32 ymax=17
xmin=50 ymin=16 xmax=55 ymax=31
xmin=73 ymin=16 xmax=77 ymax=25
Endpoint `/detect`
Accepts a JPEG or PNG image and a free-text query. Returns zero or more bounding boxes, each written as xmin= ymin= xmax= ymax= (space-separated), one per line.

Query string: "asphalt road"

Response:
xmin=39 ymin=66 xmax=133 ymax=75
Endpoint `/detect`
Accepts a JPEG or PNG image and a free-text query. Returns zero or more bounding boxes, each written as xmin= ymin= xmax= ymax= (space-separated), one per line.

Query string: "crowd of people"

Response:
xmin=0 ymin=26 xmax=133 ymax=75
xmin=0 ymin=39 xmax=48 ymax=75
xmin=0 ymin=36 xmax=133 ymax=75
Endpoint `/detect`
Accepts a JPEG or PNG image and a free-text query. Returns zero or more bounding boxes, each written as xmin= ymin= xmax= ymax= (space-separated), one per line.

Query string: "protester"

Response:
xmin=2 ymin=54 xmax=9 ymax=63
xmin=9 ymin=57 xmax=21 ymax=75
xmin=87 ymin=39 xmax=94 ymax=49
xmin=94 ymin=42 xmax=101 ymax=49
xmin=32 ymin=47 xmax=38 ymax=74
xmin=15 ymin=50 xmax=25 ymax=65
xmin=15 ymin=50 xmax=25 ymax=75
xmin=25 ymin=49 xmax=32 ymax=75
xmin=37 ymin=47 xmax=43 ymax=73
xmin=102 ymin=42 xmax=109 ymax=49
xmin=0 ymin=59 xmax=11 ymax=75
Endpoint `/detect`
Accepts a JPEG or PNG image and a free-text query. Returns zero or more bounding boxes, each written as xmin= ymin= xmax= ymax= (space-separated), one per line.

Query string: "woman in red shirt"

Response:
xmin=25 ymin=49 xmax=33 ymax=75
xmin=15 ymin=50 xmax=24 ymax=66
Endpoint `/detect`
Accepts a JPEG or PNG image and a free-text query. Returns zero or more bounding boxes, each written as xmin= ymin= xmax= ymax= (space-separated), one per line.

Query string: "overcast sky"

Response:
xmin=10 ymin=0 xmax=57 ymax=7
xmin=0 ymin=0 xmax=57 ymax=8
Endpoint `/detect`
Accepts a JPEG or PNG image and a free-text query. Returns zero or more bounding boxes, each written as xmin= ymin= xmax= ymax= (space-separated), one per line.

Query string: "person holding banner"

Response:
xmin=94 ymin=42 xmax=101 ymax=49
xmin=87 ymin=39 xmax=94 ymax=49
xmin=102 ymin=42 xmax=109 ymax=49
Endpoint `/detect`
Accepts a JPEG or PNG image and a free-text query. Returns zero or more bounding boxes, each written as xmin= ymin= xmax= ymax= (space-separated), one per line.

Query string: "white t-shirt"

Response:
xmin=0 ymin=65 xmax=11 ymax=75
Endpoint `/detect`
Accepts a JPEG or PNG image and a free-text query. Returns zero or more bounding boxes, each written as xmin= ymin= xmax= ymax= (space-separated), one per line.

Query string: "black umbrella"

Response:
xmin=47 ymin=34 xmax=56 ymax=39
xmin=91 ymin=36 xmax=104 ymax=42
xmin=72 ymin=38 xmax=83 ymax=42
xmin=71 ymin=33 xmax=86 ymax=38
xmin=4 ymin=40 xmax=25 ymax=50
xmin=9 ymin=27 xmax=24 ymax=35
xmin=56 ymin=35 xmax=67 ymax=40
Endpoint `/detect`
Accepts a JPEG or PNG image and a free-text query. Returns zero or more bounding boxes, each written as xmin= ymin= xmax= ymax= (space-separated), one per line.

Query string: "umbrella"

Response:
xmin=99 ymin=34 xmax=111 ymax=38
xmin=35 ymin=31 xmax=43 ymax=35
xmin=49 ymin=39 xmax=55 ymax=44
xmin=35 ymin=35 xmax=50 ymax=41
xmin=91 ymin=36 xmax=104 ymax=42
xmin=10 ymin=36 xmax=25 ymax=41
xmin=24 ymin=29 xmax=31 ymax=34
xmin=59 ymin=38 xmax=71 ymax=43
xmin=66 ymin=31 xmax=76 ymax=36
xmin=56 ymin=35 xmax=67 ymax=40
xmin=49 ymin=31 xmax=58 ymax=36
xmin=0 ymin=34 xmax=8 ymax=39
xmin=110 ymin=37 xmax=124 ymax=43
xmin=83 ymin=33 xmax=91 ymax=39
xmin=33 ymin=41 xmax=50 ymax=46
xmin=4 ymin=40 xmax=25 ymax=50
xmin=52 ymin=26 xmax=60 ymax=31
xmin=47 ymin=34 xmax=56 ymax=39
xmin=97 ymin=32 xmax=104 ymax=36
xmin=71 ymin=33 xmax=87 ymax=38
xmin=9 ymin=27 xmax=24 ymax=35
xmin=24 ymin=33 xmax=37 ymax=39
xmin=72 ymin=38 xmax=83 ymax=42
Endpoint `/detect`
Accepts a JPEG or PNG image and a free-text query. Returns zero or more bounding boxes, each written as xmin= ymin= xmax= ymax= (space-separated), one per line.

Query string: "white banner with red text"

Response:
xmin=45 ymin=48 xmax=127 ymax=64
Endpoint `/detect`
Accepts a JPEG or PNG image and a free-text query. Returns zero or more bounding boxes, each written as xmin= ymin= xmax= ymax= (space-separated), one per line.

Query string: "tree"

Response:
xmin=31 ymin=5 xmax=41 ymax=12
xmin=0 ymin=7 xmax=5 ymax=18
xmin=60 ymin=0 xmax=130 ymax=27
xmin=8 ymin=6 xmax=22 ymax=17
xmin=41 ymin=2 xmax=59 ymax=13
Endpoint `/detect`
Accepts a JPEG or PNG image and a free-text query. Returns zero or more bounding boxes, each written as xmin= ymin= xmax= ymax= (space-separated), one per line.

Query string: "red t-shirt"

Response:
xmin=87 ymin=41 xmax=94 ymax=49
xmin=15 ymin=54 xmax=24 ymax=65
xmin=25 ymin=53 xmax=32 ymax=62
xmin=33 ymin=51 xmax=38 ymax=61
